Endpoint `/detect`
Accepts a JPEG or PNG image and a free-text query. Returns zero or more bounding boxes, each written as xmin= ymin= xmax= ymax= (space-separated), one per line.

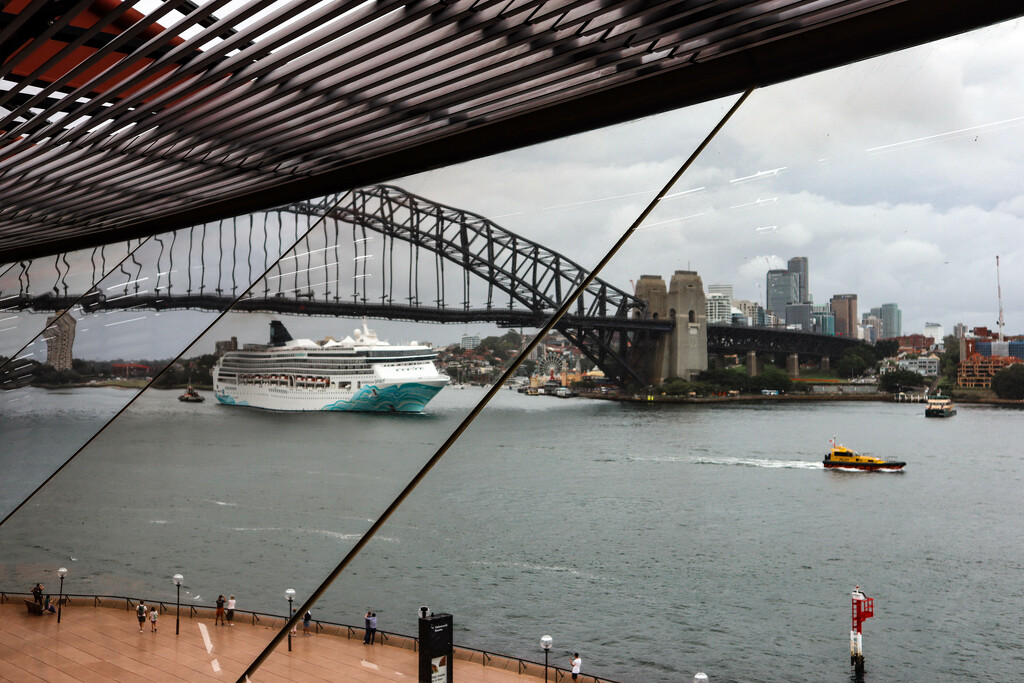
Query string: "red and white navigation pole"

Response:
xmin=850 ymin=586 xmax=874 ymax=674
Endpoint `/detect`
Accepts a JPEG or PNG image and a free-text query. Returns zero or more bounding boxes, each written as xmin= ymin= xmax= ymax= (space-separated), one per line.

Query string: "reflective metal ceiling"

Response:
xmin=1 ymin=0 xmax=1021 ymax=261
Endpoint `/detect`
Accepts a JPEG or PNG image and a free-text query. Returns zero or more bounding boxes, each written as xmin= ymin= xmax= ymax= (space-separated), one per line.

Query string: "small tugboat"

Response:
xmin=178 ymin=384 xmax=205 ymax=403
xmin=924 ymin=394 xmax=956 ymax=418
xmin=823 ymin=438 xmax=905 ymax=471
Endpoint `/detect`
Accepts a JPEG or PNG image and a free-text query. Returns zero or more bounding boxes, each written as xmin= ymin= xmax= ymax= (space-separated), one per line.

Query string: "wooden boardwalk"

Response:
xmin=0 ymin=600 xmax=571 ymax=682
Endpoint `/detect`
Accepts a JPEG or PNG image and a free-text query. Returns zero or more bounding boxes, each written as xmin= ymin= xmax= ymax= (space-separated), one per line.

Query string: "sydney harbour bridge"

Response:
xmin=3 ymin=185 xmax=859 ymax=387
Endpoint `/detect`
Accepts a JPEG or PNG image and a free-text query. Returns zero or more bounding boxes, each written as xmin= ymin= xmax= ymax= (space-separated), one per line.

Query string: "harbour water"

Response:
xmin=2 ymin=387 xmax=1023 ymax=682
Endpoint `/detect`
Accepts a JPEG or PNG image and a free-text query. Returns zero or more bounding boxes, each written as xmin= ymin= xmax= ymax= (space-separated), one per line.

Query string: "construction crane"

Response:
xmin=997 ymin=255 xmax=1006 ymax=342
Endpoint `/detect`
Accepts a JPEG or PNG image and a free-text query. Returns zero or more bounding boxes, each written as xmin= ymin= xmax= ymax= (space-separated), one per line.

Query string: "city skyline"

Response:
xmin=395 ymin=20 xmax=1022 ymax=345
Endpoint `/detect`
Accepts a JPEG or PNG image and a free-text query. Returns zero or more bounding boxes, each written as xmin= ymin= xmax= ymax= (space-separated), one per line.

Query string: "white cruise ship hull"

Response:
xmin=213 ymin=378 xmax=446 ymax=413
xmin=212 ymin=321 xmax=449 ymax=413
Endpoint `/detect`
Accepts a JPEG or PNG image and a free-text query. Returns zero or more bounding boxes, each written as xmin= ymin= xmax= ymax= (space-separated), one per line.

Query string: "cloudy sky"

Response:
xmin=5 ymin=17 xmax=1021 ymax=361
xmin=393 ymin=17 xmax=1024 ymax=341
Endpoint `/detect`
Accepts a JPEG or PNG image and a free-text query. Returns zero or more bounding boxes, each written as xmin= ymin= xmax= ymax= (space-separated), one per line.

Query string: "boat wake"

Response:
xmin=695 ymin=457 xmax=823 ymax=470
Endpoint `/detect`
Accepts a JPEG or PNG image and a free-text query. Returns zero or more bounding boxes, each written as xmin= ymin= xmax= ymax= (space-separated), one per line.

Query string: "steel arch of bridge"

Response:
xmin=288 ymin=185 xmax=662 ymax=387
xmin=4 ymin=185 xmax=666 ymax=388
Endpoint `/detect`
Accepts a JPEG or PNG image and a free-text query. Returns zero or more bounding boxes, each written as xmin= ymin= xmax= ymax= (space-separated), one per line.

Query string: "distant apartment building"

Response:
xmin=44 ymin=311 xmax=76 ymax=371
xmin=733 ymin=299 xmax=766 ymax=326
xmin=861 ymin=314 xmax=883 ymax=343
xmin=706 ymin=293 xmax=732 ymax=324
xmin=830 ymin=294 xmax=858 ymax=338
xmin=787 ymin=256 xmax=809 ymax=304
xmin=898 ymin=354 xmax=940 ymax=376
xmin=767 ymin=270 xmax=799 ymax=322
xmin=707 ymin=284 xmax=733 ymax=301
xmin=460 ymin=333 xmax=481 ymax=350
xmin=923 ymin=322 xmax=943 ymax=341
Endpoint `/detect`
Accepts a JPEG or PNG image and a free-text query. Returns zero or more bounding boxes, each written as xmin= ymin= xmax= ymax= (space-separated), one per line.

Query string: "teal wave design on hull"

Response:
xmin=215 ymin=392 xmax=250 ymax=407
xmin=321 ymin=383 xmax=443 ymax=413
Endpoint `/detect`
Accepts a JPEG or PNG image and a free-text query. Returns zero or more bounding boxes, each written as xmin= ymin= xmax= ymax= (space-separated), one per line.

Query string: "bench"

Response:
xmin=24 ymin=599 xmax=43 ymax=615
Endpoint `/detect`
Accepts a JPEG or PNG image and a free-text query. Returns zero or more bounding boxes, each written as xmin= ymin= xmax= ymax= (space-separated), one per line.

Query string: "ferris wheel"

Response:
xmin=543 ymin=351 xmax=564 ymax=376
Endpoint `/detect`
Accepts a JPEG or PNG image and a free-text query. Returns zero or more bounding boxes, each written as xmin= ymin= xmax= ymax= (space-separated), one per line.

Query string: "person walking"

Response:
xmin=136 ymin=601 xmax=147 ymax=632
xmin=150 ymin=606 xmax=159 ymax=632
xmin=570 ymin=653 xmax=582 ymax=681
xmin=225 ymin=595 xmax=236 ymax=626
xmin=215 ymin=595 xmax=226 ymax=625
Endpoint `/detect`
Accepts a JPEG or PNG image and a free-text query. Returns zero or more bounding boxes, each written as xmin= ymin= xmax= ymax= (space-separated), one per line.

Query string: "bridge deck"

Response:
xmin=0 ymin=601 xmax=563 ymax=682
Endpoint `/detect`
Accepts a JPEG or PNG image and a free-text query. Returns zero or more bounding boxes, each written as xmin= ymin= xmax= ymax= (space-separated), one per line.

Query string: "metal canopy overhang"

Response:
xmin=1 ymin=0 xmax=1022 ymax=263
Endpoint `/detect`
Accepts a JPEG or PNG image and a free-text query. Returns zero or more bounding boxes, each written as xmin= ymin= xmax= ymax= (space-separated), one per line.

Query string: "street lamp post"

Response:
xmin=540 ymin=635 xmax=552 ymax=683
xmin=56 ymin=567 xmax=67 ymax=623
xmin=173 ymin=574 xmax=183 ymax=635
xmin=285 ymin=589 xmax=296 ymax=652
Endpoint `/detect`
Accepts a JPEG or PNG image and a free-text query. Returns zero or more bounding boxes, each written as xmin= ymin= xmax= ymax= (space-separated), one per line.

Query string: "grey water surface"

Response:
xmin=2 ymin=387 xmax=1022 ymax=682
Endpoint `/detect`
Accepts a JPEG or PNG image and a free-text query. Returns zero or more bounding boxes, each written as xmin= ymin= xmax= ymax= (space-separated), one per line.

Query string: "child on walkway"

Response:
xmin=150 ymin=607 xmax=158 ymax=632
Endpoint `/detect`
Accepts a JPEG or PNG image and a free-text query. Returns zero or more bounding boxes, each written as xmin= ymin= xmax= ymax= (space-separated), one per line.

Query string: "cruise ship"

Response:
xmin=212 ymin=321 xmax=448 ymax=412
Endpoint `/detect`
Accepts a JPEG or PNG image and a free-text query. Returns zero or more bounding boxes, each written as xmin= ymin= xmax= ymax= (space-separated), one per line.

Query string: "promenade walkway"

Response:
xmin=0 ymin=600 xmax=573 ymax=682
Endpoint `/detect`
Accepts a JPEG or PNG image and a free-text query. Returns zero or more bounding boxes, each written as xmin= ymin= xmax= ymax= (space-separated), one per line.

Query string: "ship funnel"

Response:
xmin=270 ymin=320 xmax=293 ymax=346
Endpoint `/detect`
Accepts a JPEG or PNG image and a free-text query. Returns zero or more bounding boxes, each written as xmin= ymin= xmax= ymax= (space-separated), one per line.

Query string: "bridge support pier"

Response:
xmin=820 ymin=356 xmax=831 ymax=373
xmin=746 ymin=350 xmax=761 ymax=377
xmin=710 ymin=353 xmax=727 ymax=370
xmin=787 ymin=353 xmax=800 ymax=378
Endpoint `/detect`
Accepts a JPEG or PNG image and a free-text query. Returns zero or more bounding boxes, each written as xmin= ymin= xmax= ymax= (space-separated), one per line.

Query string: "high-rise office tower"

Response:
xmin=830 ymin=294 xmax=858 ymax=338
xmin=880 ymin=303 xmax=902 ymax=339
xmin=767 ymin=269 xmax=799 ymax=322
xmin=787 ymin=256 xmax=809 ymax=303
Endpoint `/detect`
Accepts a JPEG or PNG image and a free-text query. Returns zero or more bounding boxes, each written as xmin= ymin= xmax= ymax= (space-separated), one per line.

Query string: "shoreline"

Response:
xmin=583 ymin=391 xmax=1024 ymax=408
xmin=23 ymin=382 xmax=1024 ymax=409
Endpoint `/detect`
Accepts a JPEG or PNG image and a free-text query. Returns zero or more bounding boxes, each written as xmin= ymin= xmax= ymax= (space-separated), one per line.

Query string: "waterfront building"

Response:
xmin=460 ymin=333 xmax=481 ymax=350
xmin=880 ymin=303 xmax=902 ymax=339
xmin=706 ymin=292 xmax=732 ymax=324
xmin=957 ymin=353 xmax=1024 ymax=388
xmin=898 ymin=354 xmax=940 ymax=376
xmin=787 ymin=257 xmax=809 ymax=303
xmin=830 ymin=294 xmax=858 ymax=337
xmin=43 ymin=311 xmax=76 ymax=371
xmin=767 ymin=269 xmax=799 ymax=321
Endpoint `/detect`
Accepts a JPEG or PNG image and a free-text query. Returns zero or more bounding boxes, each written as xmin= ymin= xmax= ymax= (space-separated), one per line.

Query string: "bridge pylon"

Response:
xmin=632 ymin=271 xmax=708 ymax=384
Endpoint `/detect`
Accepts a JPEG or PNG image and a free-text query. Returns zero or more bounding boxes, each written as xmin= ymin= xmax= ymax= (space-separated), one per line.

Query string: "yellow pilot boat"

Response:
xmin=823 ymin=438 xmax=905 ymax=471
